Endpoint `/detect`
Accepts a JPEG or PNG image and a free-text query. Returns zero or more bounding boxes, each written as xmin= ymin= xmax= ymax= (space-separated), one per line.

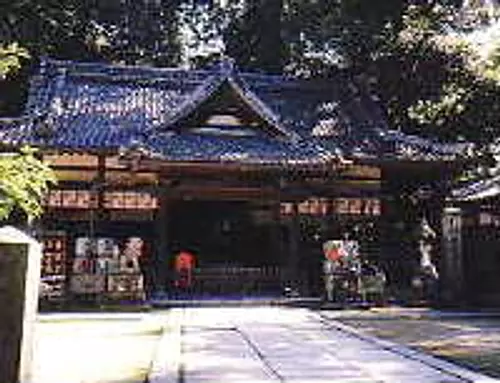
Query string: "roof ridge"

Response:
xmin=40 ymin=58 xmax=355 ymax=93
xmin=41 ymin=57 xmax=215 ymax=78
xmin=41 ymin=57 xmax=288 ymax=80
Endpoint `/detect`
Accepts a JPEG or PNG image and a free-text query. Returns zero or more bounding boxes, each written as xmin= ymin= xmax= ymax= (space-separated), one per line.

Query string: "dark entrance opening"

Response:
xmin=168 ymin=200 xmax=283 ymax=297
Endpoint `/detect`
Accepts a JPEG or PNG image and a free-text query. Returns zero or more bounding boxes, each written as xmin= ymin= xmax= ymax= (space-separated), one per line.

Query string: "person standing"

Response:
xmin=174 ymin=250 xmax=196 ymax=297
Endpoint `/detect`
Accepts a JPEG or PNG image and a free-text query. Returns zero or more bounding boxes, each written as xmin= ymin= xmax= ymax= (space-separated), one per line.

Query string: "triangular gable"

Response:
xmin=157 ymin=71 xmax=299 ymax=141
xmin=189 ymin=113 xmax=259 ymax=138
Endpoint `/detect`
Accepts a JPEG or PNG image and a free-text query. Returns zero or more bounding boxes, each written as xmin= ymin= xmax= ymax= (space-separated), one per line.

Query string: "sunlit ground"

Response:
xmin=33 ymin=313 xmax=164 ymax=383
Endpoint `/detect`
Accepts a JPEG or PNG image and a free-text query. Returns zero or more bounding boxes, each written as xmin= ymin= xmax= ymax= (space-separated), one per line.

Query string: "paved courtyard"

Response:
xmin=32 ymin=307 xmax=499 ymax=383
xmin=149 ymin=307 xmax=497 ymax=383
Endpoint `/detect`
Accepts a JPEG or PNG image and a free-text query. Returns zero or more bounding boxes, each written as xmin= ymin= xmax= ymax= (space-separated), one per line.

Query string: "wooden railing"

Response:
xmin=189 ymin=266 xmax=284 ymax=296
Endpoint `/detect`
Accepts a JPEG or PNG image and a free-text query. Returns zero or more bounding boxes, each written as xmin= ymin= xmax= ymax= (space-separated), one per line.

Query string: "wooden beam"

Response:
xmin=168 ymin=185 xmax=279 ymax=201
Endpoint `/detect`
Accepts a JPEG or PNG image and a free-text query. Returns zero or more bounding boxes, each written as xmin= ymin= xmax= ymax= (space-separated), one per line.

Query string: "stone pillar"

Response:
xmin=0 ymin=226 xmax=42 ymax=383
xmin=441 ymin=205 xmax=464 ymax=304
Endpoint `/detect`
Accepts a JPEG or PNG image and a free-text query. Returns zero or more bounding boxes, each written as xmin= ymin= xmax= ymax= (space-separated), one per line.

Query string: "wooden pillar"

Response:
xmin=90 ymin=154 xmax=107 ymax=241
xmin=285 ymin=202 xmax=301 ymax=295
xmin=96 ymin=155 xmax=106 ymax=212
xmin=272 ymin=198 xmax=284 ymax=293
xmin=153 ymin=185 xmax=170 ymax=296
xmin=441 ymin=204 xmax=464 ymax=304
xmin=94 ymin=154 xmax=107 ymax=303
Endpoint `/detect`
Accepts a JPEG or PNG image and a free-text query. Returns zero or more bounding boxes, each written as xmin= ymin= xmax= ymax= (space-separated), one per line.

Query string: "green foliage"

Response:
xmin=372 ymin=4 xmax=475 ymax=140
xmin=0 ymin=147 xmax=56 ymax=222
xmin=308 ymin=3 xmax=496 ymax=149
xmin=407 ymin=83 xmax=467 ymax=126
xmin=225 ymin=0 xmax=284 ymax=73
xmin=283 ymin=0 xmax=405 ymax=73
xmin=1 ymin=1 xmax=97 ymax=59
xmin=177 ymin=1 xmax=245 ymax=66
xmin=482 ymin=47 xmax=500 ymax=81
xmin=0 ymin=0 xmax=182 ymax=65
xmin=0 ymin=43 xmax=29 ymax=79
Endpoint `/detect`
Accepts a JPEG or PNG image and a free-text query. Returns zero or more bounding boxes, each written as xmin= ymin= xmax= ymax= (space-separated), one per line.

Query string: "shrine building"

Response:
xmin=446 ymin=175 xmax=500 ymax=306
xmin=0 ymin=58 xmax=466 ymax=302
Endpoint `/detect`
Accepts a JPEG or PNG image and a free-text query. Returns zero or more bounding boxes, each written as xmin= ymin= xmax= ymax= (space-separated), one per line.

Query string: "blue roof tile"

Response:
xmin=451 ymin=175 xmax=500 ymax=201
xmin=142 ymin=132 xmax=333 ymax=165
xmin=0 ymin=58 xmax=465 ymax=164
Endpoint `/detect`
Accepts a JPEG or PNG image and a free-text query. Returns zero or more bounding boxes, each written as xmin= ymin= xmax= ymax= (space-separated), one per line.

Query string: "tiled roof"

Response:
xmin=0 ymin=58 xmax=464 ymax=165
xmin=451 ymin=175 xmax=500 ymax=201
xmin=144 ymin=132 xmax=333 ymax=165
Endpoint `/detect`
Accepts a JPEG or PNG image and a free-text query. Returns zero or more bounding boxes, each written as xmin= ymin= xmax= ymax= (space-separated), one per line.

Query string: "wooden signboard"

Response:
xmin=281 ymin=198 xmax=381 ymax=217
xmin=45 ymin=189 xmax=158 ymax=210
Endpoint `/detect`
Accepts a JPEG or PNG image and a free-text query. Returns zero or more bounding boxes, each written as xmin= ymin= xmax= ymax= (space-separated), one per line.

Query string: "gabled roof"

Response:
xmin=0 ymin=57 xmax=464 ymax=166
xmin=157 ymin=59 xmax=298 ymax=141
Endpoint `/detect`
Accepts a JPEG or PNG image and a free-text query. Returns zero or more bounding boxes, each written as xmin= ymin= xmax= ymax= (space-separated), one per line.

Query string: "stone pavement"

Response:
xmin=149 ymin=307 xmax=499 ymax=383
xmin=320 ymin=307 xmax=500 ymax=379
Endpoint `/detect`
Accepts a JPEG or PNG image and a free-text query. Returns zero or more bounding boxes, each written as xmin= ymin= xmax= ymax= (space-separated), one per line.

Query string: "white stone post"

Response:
xmin=441 ymin=206 xmax=464 ymax=304
xmin=0 ymin=226 xmax=42 ymax=383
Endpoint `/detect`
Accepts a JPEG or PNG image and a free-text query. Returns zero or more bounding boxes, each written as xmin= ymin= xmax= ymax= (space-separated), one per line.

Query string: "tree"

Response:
xmin=0 ymin=43 xmax=29 ymax=80
xmin=280 ymin=0 xmax=406 ymax=75
xmin=0 ymin=0 xmax=182 ymax=65
xmin=0 ymin=0 xmax=183 ymax=115
xmin=0 ymin=147 xmax=56 ymax=223
xmin=0 ymin=0 xmax=102 ymax=61
xmin=225 ymin=0 xmax=284 ymax=73
xmin=0 ymin=39 xmax=56 ymax=223
xmin=376 ymin=4 xmax=500 ymax=145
